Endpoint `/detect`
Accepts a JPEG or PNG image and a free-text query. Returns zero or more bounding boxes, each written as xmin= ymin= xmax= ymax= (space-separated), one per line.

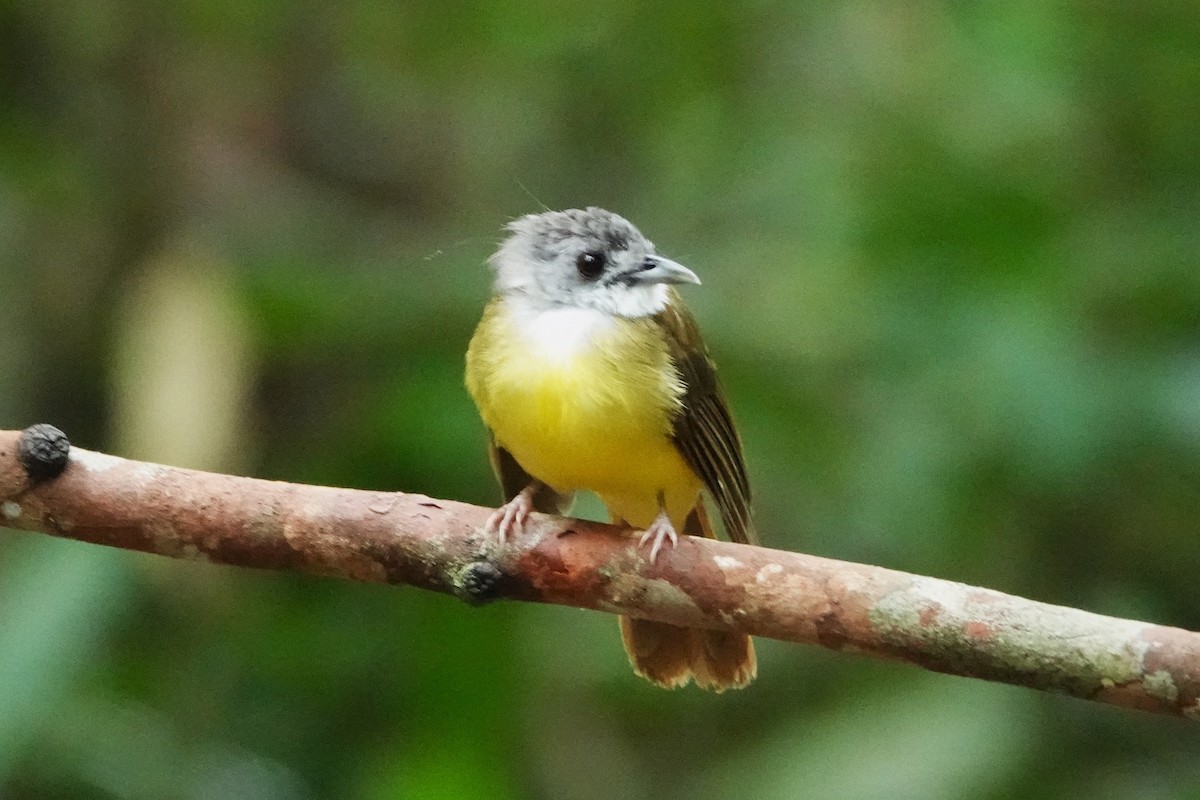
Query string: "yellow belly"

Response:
xmin=466 ymin=300 xmax=702 ymax=528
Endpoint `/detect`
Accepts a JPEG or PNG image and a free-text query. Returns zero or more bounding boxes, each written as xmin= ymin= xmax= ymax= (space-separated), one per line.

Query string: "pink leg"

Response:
xmin=638 ymin=507 xmax=679 ymax=563
xmin=485 ymin=482 xmax=540 ymax=545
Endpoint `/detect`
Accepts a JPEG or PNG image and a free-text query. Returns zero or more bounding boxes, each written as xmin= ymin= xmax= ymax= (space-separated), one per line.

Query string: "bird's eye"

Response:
xmin=576 ymin=251 xmax=606 ymax=280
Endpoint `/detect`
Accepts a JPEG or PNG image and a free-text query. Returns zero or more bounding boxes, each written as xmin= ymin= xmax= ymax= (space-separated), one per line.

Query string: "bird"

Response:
xmin=464 ymin=207 xmax=756 ymax=691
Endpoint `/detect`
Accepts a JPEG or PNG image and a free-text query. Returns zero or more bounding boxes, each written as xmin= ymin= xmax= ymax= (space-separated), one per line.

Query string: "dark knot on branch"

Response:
xmin=455 ymin=560 xmax=506 ymax=605
xmin=18 ymin=424 xmax=71 ymax=482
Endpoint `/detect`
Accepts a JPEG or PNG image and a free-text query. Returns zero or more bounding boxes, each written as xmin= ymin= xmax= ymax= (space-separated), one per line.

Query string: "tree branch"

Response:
xmin=1 ymin=426 xmax=1197 ymax=719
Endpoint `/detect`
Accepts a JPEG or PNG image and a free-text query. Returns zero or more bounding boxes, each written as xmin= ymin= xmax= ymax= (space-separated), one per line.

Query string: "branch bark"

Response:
xmin=1 ymin=427 xmax=1197 ymax=719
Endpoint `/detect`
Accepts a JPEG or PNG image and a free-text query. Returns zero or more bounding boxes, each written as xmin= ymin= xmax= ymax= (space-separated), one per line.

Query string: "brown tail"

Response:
xmin=617 ymin=504 xmax=757 ymax=692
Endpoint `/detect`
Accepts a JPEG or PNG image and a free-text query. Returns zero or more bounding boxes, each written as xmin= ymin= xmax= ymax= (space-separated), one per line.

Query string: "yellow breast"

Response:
xmin=465 ymin=298 xmax=701 ymax=525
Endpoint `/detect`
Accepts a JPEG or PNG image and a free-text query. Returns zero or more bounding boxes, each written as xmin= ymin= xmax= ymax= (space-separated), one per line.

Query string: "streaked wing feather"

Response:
xmin=655 ymin=296 xmax=756 ymax=545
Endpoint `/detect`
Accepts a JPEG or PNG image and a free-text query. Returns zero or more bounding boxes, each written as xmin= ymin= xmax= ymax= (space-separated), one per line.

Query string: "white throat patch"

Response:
xmin=513 ymin=305 xmax=615 ymax=363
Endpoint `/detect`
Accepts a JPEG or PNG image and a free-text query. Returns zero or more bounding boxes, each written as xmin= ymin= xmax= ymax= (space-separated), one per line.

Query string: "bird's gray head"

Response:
xmin=489 ymin=207 xmax=700 ymax=317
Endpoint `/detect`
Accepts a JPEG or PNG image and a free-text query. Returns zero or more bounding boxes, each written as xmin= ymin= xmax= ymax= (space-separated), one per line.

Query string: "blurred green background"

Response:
xmin=2 ymin=1 xmax=1200 ymax=798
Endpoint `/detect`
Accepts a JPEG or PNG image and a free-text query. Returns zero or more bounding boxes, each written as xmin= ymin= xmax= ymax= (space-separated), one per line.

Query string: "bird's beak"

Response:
xmin=625 ymin=255 xmax=702 ymax=286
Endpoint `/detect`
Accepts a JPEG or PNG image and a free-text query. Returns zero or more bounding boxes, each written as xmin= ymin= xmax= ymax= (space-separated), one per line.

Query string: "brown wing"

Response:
xmin=486 ymin=432 xmax=574 ymax=515
xmin=655 ymin=296 xmax=756 ymax=545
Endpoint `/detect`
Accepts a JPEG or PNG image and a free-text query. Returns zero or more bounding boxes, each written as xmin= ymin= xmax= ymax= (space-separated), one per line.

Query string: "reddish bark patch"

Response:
xmin=815 ymin=609 xmax=850 ymax=649
xmin=963 ymin=621 xmax=994 ymax=640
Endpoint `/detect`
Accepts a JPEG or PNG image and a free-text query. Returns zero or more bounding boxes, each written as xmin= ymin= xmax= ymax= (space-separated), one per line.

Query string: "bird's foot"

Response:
xmin=638 ymin=509 xmax=679 ymax=563
xmin=485 ymin=483 xmax=539 ymax=545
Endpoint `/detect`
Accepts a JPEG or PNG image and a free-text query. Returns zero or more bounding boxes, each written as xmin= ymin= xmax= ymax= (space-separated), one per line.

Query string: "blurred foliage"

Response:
xmin=2 ymin=1 xmax=1200 ymax=798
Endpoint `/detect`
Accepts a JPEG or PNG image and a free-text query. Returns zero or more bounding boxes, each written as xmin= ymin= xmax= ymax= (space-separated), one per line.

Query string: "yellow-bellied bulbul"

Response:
xmin=465 ymin=207 xmax=756 ymax=691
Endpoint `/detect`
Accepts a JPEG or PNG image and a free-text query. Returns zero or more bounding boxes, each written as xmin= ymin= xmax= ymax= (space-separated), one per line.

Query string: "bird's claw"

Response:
xmin=485 ymin=486 xmax=536 ymax=545
xmin=638 ymin=511 xmax=679 ymax=563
